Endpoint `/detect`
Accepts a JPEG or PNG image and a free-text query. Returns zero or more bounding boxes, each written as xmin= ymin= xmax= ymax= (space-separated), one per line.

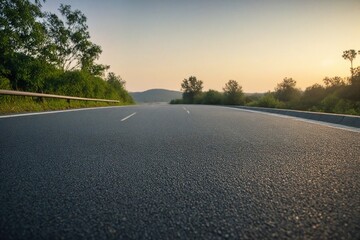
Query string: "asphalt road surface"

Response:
xmin=1 ymin=105 xmax=359 ymax=239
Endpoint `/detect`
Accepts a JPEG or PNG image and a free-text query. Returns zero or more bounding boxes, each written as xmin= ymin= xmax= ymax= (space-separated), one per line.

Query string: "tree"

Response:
xmin=0 ymin=0 xmax=64 ymax=92
xmin=44 ymin=4 xmax=104 ymax=74
xmin=181 ymin=76 xmax=203 ymax=103
xmin=323 ymin=76 xmax=345 ymax=88
xmin=0 ymin=0 xmax=46 ymax=58
xmin=341 ymin=74 xmax=360 ymax=102
xmin=353 ymin=66 xmax=360 ymax=77
xmin=274 ymin=77 xmax=301 ymax=105
xmin=106 ymin=72 xmax=133 ymax=103
xmin=300 ymin=84 xmax=326 ymax=110
xmin=0 ymin=0 xmax=47 ymax=88
xmin=6 ymin=53 xmax=57 ymax=92
xmin=342 ymin=49 xmax=357 ymax=77
xmin=322 ymin=76 xmax=346 ymax=101
xmin=223 ymin=80 xmax=244 ymax=105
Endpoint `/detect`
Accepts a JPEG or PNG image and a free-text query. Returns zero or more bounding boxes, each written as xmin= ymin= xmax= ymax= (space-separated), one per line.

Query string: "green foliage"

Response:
xmin=0 ymin=76 xmax=11 ymax=89
xmin=321 ymin=94 xmax=340 ymax=113
xmin=106 ymin=72 xmax=134 ymax=103
xmin=299 ymin=84 xmax=326 ymax=110
xmin=44 ymin=4 xmax=106 ymax=74
xmin=181 ymin=76 xmax=203 ymax=104
xmin=0 ymin=97 xmax=119 ymax=114
xmin=201 ymin=90 xmax=223 ymax=104
xmin=248 ymin=92 xmax=283 ymax=108
xmin=174 ymin=48 xmax=359 ymax=115
xmin=4 ymin=52 xmax=58 ymax=91
xmin=0 ymin=0 xmax=46 ymax=58
xmin=47 ymin=70 xmax=99 ymax=97
xmin=341 ymin=74 xmax=360 ymax=102
xmin=179 ymin=79 xmax=244 ymax=105
xmin=223 ymin=80 xmax=244 ymax=105
xmin=169 ymin=99 xmax=183 ymax=104
xmin=274 ymin=77 xmax=301 ymax=104
xmin=323 ymin=76 xmax=345 ymax=88
xmin=0 ymin=0 xmax=133 ymax=113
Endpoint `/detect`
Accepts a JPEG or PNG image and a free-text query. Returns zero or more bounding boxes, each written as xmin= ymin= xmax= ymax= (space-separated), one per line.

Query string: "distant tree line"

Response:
xmin=170 ymin=76 xmax=245 ymax=105
xmin=171 ymin=49 xmax=360 ymax=115
xmin=0 ymin=0 xmax=133 ymax=104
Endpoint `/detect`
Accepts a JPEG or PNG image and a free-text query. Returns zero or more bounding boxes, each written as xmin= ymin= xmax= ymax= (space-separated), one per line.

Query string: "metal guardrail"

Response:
xmin=0 ymin=89 xmax=120 ymax=103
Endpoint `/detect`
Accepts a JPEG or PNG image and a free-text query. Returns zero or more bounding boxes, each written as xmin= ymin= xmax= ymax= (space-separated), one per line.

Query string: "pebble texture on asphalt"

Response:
xmin=1 ymin=105 xmax=359 ymax=239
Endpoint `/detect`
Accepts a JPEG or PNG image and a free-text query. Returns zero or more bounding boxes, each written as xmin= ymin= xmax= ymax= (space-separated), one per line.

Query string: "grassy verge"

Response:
xmin=0 ymin=96 xmax=132 ymax=114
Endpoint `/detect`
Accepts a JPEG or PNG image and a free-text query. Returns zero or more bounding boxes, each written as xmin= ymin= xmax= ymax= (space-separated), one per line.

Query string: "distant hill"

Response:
xmin=130 ymin=89 xmax=182 ymax=103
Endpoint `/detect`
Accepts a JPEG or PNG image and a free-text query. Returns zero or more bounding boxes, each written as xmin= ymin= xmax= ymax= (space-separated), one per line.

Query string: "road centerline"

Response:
xmin=183 ymin=107 xmax=190 ymax=114
xmin=121 ymin=112 xmax=137 ymax=122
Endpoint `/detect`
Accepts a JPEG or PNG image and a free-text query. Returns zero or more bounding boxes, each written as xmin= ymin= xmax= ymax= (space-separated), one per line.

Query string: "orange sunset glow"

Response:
xmin=43 ymin=0 xmax=360 ymax=92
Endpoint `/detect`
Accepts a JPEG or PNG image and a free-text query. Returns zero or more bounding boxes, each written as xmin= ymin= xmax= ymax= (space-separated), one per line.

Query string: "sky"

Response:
xmin=42 ymin=0 xmax=360 ymax=93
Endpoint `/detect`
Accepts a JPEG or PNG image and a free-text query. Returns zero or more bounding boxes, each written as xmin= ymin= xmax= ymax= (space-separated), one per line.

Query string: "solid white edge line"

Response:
xmin=121 ymin=112 xmax=137 ymax=122
xmin=232 ymin=108 xmax=360 ymax=133
xmin=0 ymin=106 xmax=127 ymax=119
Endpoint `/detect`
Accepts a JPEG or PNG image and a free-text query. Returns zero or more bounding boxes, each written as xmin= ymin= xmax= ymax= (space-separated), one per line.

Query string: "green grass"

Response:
xmin=0 ymin=96 xmax=133 ymax=114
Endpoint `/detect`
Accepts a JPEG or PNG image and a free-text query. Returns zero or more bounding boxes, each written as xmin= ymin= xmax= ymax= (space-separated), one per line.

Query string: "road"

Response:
xmin=1 ymin=104 xmax=359 ymax=239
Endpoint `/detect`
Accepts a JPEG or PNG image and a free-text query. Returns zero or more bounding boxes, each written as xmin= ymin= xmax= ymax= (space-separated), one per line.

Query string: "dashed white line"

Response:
xmin=183 ymin=107 xmax=190 ymax=114
xmin=121 ymin=112 xmax=137 ymax=122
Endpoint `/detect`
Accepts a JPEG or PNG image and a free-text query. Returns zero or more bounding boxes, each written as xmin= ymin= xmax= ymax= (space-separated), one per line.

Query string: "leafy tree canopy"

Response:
xmin=0 ymin=0 xmax=46 ymax=57
xmin=181 ymin=76 xmax=203 ymax=103
xmin=0 ymin=0 xmax=133 ymax=104
xmin=274 ymin=77 xmax=301 ymax=103
xmin=181 ymin=76 xmax=203 ymax=94
xmin=342 ymin=49 xmax=357 ymax=77
xmin=323 ymin=76 xmax=345 ymax=88
xmin=223 ymin=80 xmax=244 ymax=105
xmin=44 ymin=4 xmax=107 ymax=75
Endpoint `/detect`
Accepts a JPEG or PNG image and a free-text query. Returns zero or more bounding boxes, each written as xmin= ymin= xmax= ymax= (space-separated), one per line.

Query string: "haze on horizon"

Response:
xmin=43 ymin=0 xmax=360 ymax=93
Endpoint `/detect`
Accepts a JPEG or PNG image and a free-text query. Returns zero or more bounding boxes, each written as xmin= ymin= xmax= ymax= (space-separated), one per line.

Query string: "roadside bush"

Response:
xmin=321 ymin=94 xmax=340 ymax=113
xmin=201 ymin=90 xmax=223 ymax=105
xmin=299 ymin=84 xmax=326 ymax=110
xmin=194 ymin=93 xmax=205 ymax=104
xmin=223 ymin=80 xmax=245 ymax=105
xmin=170 ymin=99 xmax=183 ymax=104
xmin=0 ymin=76 xmax=11 ymax=89
xmin=0 ymin=77 xmax=12 ymax=103
xmin=248 ymin=92 xmax=283 ymax=108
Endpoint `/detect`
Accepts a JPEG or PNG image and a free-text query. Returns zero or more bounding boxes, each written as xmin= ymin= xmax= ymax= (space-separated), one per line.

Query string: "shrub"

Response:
xmin=170 ymin=99 xmax=183 ymax=104
xmin=201 ymin=90 xmax=223 ymax=105
xmin=248 ymin=92 xmax=283 ymax=108
xmin=0 ymin=77 xmax=11 ymax=90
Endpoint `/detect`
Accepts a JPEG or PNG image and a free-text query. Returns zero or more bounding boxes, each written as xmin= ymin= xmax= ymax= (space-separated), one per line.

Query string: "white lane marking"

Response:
xmin=183 ymin=106 xmax=190 ymax=114
xmin=121 ymin=112 xmax=137 ymax=122
xmin=232 ymin=108 xmax=360 ymax=133
xmin=0 ymin=106 xmax=127 ymax=119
